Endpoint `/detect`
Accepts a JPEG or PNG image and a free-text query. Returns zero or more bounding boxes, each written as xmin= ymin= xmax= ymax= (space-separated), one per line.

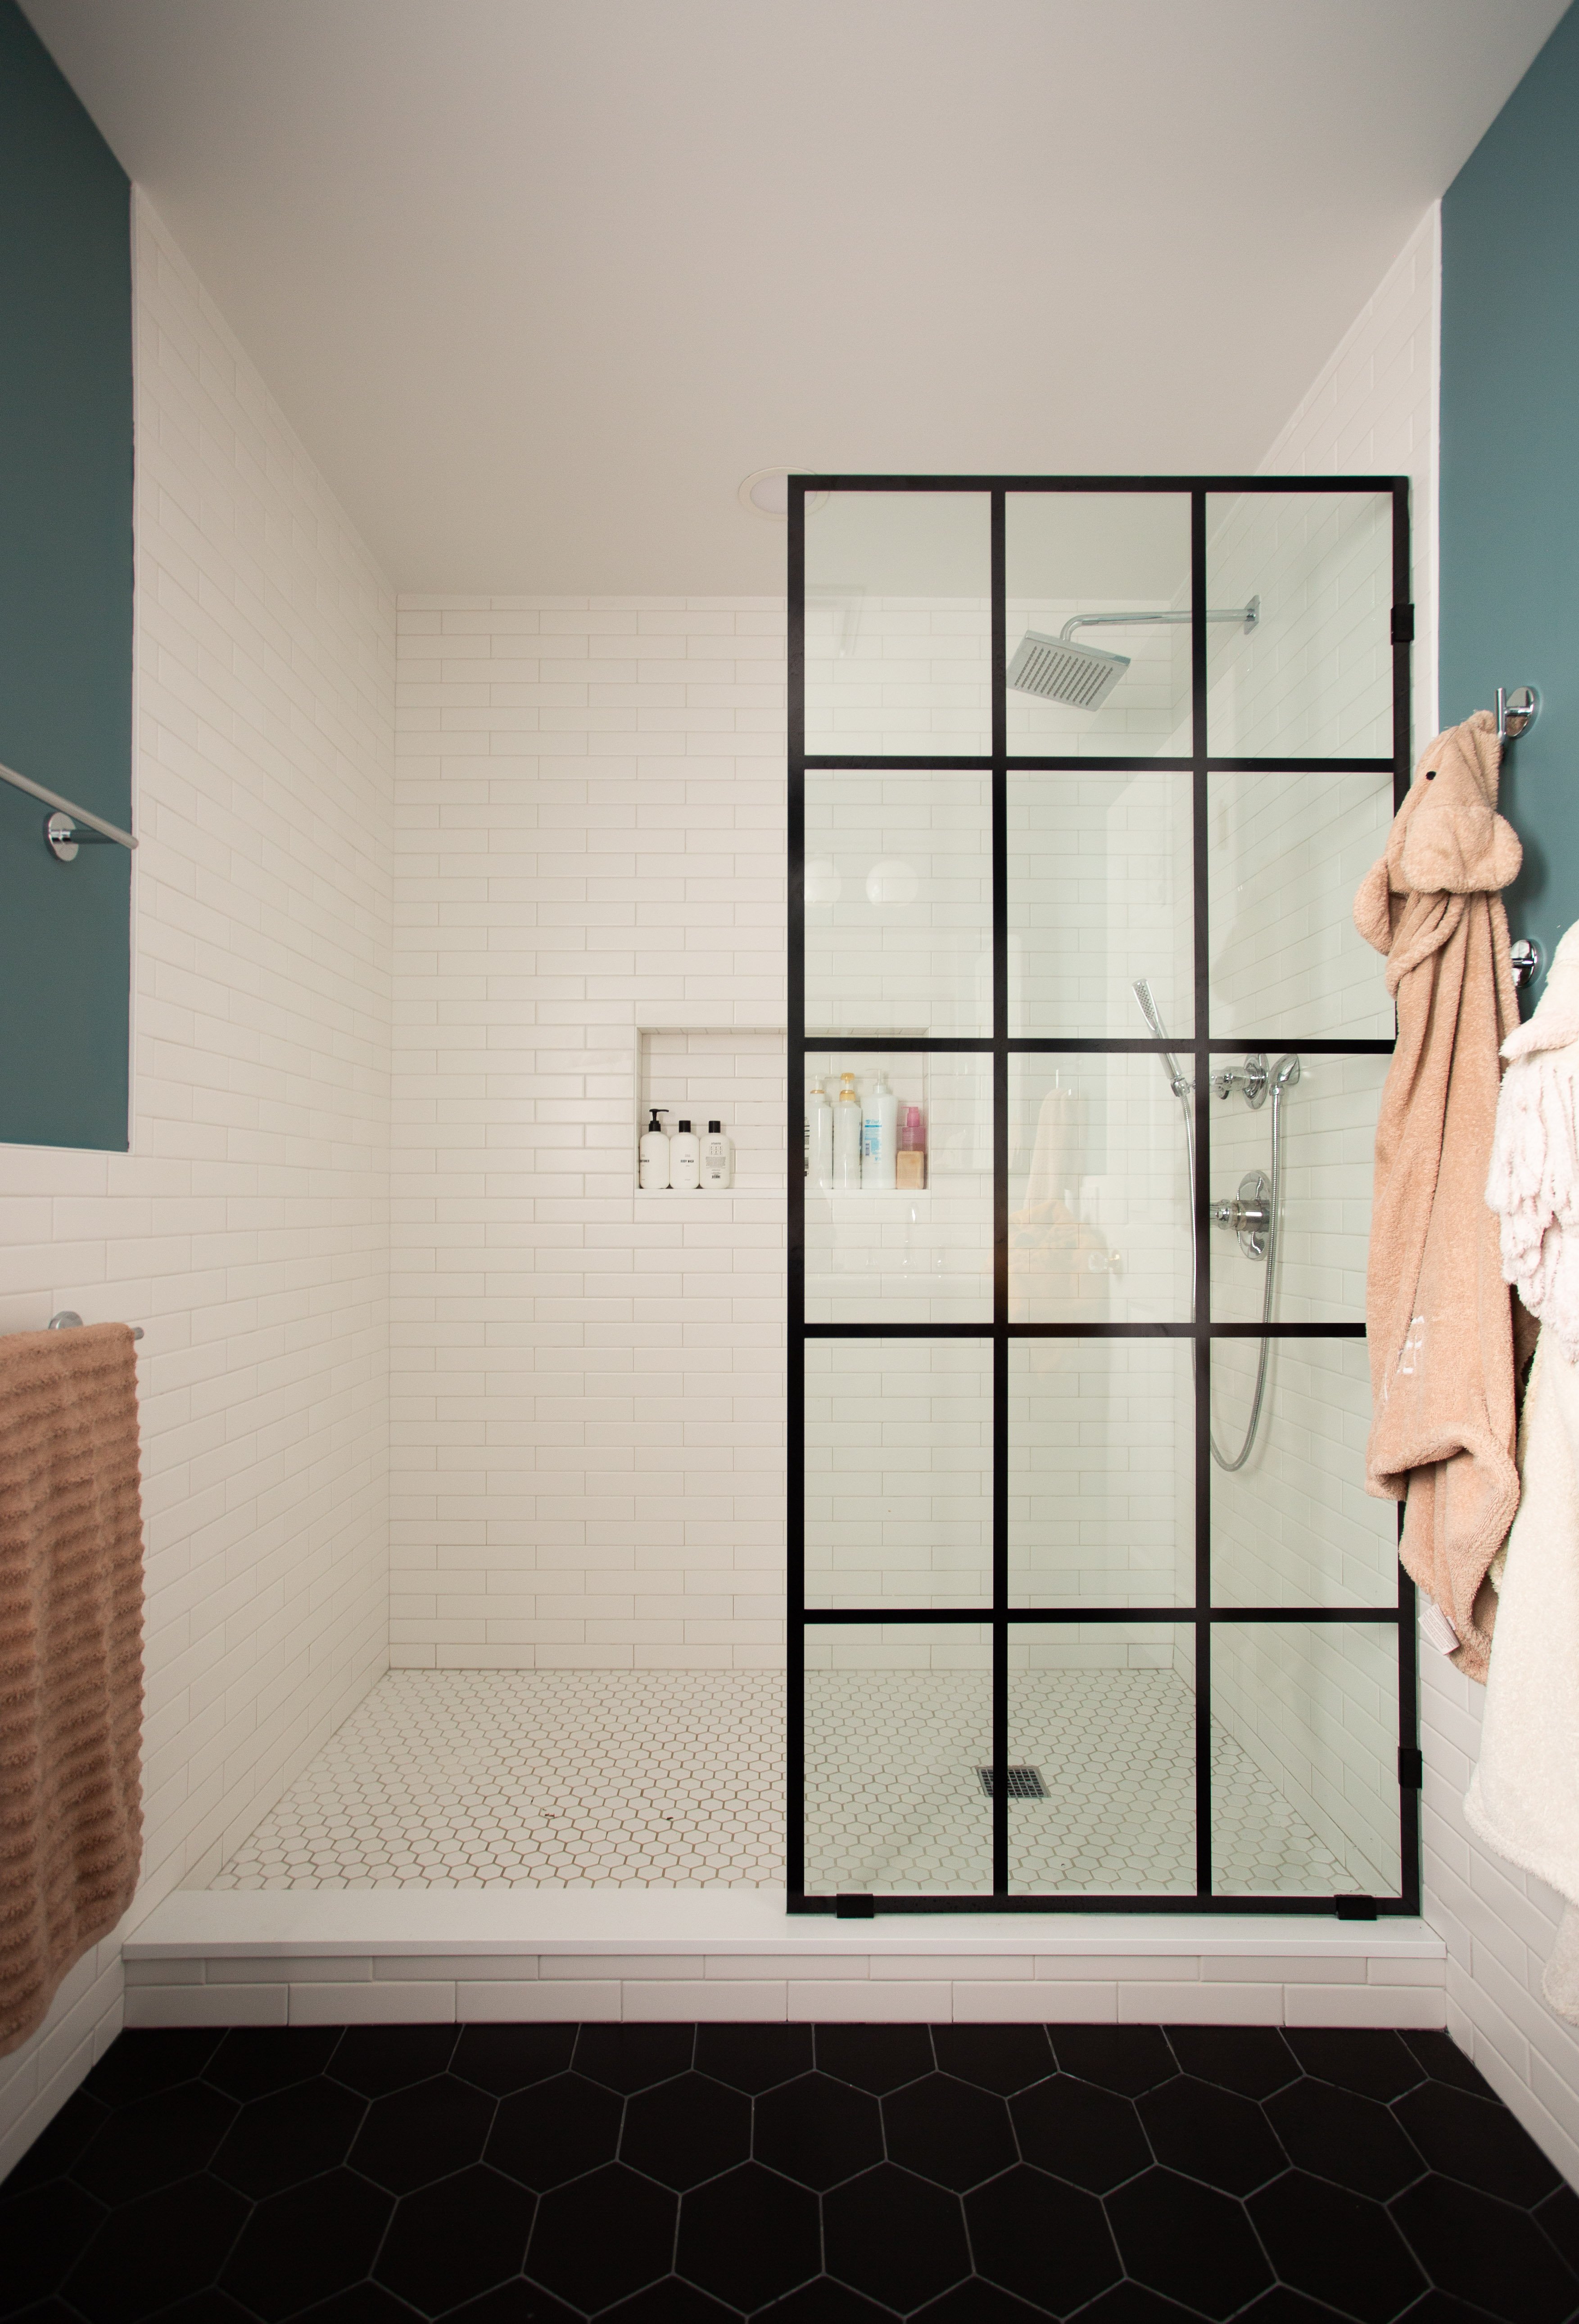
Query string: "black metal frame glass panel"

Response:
xmin=788 ymin=475 xmax=1417 ymax=1917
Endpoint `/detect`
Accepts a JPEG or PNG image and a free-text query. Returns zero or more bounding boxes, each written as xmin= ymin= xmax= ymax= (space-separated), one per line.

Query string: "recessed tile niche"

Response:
xmin=633 ymin=1017 xmax=787 ymax=1195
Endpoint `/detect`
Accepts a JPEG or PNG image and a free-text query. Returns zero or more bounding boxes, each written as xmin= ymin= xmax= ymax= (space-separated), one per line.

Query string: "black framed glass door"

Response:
xmin=787 ymin=476 xmax=1419 ymax=1916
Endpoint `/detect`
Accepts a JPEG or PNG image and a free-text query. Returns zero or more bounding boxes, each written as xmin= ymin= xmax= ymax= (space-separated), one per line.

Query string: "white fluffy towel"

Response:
xmin=1465 ymin=1333 xmax=1579 ymax=2022
xmin=1485 ymin=923 xmax=1579 ymax=1359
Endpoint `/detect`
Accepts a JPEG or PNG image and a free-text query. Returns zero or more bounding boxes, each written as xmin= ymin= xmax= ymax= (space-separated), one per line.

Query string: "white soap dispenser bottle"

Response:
xmin=863 ymin=1073 xmax=898 ymax=1191
xmin=834 ymin=1073 xmax=862 ymax=1191
xmin=670 ymin=1117 xmax=701 ymax=1191
xmin=638 ymin=1107 xmax=670 ymax=1191
xmin=806 ymin=1080 xmax=834 ymax=1191
xmin=701 ymin=1119 xmax=733 ymax=1189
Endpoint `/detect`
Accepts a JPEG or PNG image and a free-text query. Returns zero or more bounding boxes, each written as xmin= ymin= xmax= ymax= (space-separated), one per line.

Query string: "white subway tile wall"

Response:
xmin=0 ymin=193 xmax=396 ymax=2180
xmin=391 ymin=596 xmax=787 ymax=1671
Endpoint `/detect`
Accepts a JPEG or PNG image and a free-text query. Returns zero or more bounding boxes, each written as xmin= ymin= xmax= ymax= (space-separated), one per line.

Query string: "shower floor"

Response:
xmin=210 ymin=1669 xmax=1365 ymax=1897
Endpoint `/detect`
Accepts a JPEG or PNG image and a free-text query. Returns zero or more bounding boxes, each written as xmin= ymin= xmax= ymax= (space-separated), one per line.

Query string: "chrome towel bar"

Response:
xmin=0 ymin=758 xmax=136 ymax=853
xmin=48 ymin=1311 xmax=144 ymax=1342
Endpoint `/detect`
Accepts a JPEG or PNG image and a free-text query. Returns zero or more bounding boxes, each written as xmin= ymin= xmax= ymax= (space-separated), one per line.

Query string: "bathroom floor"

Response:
xmin=2 ymin=2019 xmax=1572 ymax=2323
xmin=211 ymin=1670 xmax=1364 ymax=1898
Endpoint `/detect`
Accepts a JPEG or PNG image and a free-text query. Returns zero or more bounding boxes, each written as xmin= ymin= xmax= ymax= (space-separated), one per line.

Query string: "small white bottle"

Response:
xmin=638 ymin=1106 xmax=670 ymax=1191
xmin=806 ymin=1080 xmax=834 ymax=1191
xmin=670 ymin=1117 xmax=701 ymax=1191
xmin=701 ymin=1119 xmax=733 ymax=1189
xmin=862 ymin=1073 xmax=898 ymax=1192
xmin=834 ymin=1074 xmax=862 ymax=1191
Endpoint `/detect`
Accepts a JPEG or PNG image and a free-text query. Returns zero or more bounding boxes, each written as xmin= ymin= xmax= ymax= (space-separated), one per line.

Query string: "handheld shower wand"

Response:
xmin=1131 ymin=980 xmax=1296 ymax=1471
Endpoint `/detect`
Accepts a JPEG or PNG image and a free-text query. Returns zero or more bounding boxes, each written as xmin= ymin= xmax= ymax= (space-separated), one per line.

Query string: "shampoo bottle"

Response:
xmin=862 ymin=1073 xmax=898 ymax=1192
xmin=701 ymin=1119 xmax=733 ymax=1189
xmin=834 ymin=1073 xmax=862 ymax=1191
xmin=670 ymin=1118 xmax=701 ymax=1191
xmin=806 ymin=1080 xmax=833 ymax=1191
xmin=638 ymin=1107 xmax=670 ymax=1191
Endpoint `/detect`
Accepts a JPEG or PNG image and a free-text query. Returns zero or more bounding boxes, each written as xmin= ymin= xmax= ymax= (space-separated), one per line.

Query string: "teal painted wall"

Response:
xmin=1440 ymin=0 xmax=1579 ymax=1012
xmin=0 ymin=0 xmax=131 ymax=1148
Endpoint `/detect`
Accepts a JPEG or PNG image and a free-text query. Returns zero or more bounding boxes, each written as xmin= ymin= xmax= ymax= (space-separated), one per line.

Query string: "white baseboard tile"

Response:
xmin=703 ymin=1954 xmax=857 ymax=1981
xmin=1036 ymin=1956 xmax=1199 ymax=1984
xmin=375 ymin=1956 xmax=537 ymax=1982
xmin=458 ymin=1982 xmax=622 ymax=2023
xmin=1121 ymin=1983 xmax=1285 ymax=2026
xmin=541 ymin=1954 xmax=704 ymax=1982
xmin=124 ymin=1959 xmax=204 ymax=1986
xmin=124 ymin=1986 xmax=288 ymax=2028
xmin=211 ymin=1956 xmax=371 ymax=1985
xmin=787 ymin=1980 xmax=954 ymax=2022
xmin=955 ymin=1983 xmax=1115 ymax=2024
xmin=289 ymin=1983 xmax=455 ymax=2026
xmin=1369 ymin=1955 xmax=1447 ymax=1987
xmin=1206 ymin=1956 xmax=1366 ymax=1986
xmin=622 ymin=1981 xmax=788 ymax=2022
xmin=1284 ymin=1985 xmax=1446 ymax=2029
xmin=872 ymin=1956 xmax=1036 ymax=1982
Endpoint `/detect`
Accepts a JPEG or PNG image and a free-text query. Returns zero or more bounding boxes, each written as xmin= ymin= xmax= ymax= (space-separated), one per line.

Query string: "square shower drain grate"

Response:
xmin=976 ymin=1765 xmax=1049 ymax=1800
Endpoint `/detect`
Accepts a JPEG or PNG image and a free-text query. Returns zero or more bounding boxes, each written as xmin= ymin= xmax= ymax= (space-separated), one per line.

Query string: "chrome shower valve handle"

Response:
xmin=1211 ymin=1170 xmax=1273 ymax=1260
xmin=1212 ymin=1055 xmax=1269 ymax=1108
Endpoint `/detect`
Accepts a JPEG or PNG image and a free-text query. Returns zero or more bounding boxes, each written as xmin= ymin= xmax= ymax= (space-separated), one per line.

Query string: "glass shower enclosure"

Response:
xmin=788 ymin=476 xmax=1418 ymax=1915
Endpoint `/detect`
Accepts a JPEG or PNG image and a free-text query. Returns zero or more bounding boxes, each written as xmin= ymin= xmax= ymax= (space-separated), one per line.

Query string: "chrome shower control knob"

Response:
xmin=1511 ymin=938 xmax=1541 ymax=991
xmin=1210 ymin=1170 xmax=1273 ymax=1260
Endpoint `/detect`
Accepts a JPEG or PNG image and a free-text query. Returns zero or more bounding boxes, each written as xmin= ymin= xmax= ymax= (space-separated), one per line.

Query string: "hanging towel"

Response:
xmin=1354 ymin=710 xmax=1523 ymax=1681
xmin=0 ymin=1323 xmax=145 ymax=2057
xmin=1485 ymin=921 xmax=1579 ymax=1361
xmin=1465 ymin=1329 xmax=1579 ymax=2022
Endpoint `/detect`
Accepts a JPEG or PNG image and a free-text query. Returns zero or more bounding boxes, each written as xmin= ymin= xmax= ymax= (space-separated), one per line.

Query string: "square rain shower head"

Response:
xmin=1007 ymin=629 xmax=1129 ymax=711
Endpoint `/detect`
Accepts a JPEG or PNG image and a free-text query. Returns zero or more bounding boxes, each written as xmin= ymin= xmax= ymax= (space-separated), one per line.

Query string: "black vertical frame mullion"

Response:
xmin=1391 ymin=475 xmax=1421 ymax=1913
xmin=1190 ymin=487 xmax=1213 ymax=1900
xmin=787 ymin=480 xmax=806 ymax=1900
xmin=990 ymin=490 xmax=1009 ymax=1898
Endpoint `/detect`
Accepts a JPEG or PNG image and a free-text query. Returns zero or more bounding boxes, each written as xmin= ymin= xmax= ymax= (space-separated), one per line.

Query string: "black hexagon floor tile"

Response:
xmin=1263 ymin=2075 xmax=1424 ymax=2202
xmin=1249 ymin=2169 xmax=1426 ymax=2323
xmin=814 ymin=2023 xmax=935 ymax=2094
xmin=10 ymin=2020 xmax=1579 ymax=2324
xmin=622 ymin=2071 xmax=751 ymax=2191
xmin=692 ymin=2021 xmax=813 ymax=2093
xmin=964 ymin=2162 xmax=1120 ymax=2313
xmin=1137 ymin=2074 xmax=1286 ymax=2197
xmin=488 ymin=2069 xmax=624 ymax=2191
xmin=676 ymin=2160 xmax=820 ymax=2310
xmin=1047 ymin=2025 xmax=1176 ymax=2096
xmin=882 ymin=2073 xmax=1017 ymax=2192
xmin=927 ymin=2025 xmax=1055 ymax=2095
xmin=1010 ymin=2073 xmax=1150 ymax=2194
xmin=754 ymin=2070 xmax=884 ymax=2189
xmin=823 ymin=2162 xmax=971 ymax=2312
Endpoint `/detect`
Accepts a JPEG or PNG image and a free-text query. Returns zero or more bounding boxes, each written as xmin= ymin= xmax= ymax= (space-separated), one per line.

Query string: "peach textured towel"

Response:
xmin=0 ymin=1323 xmax=145 ymax=2056
xmin=1354 ymin=710 xmax=1525 ymax=1682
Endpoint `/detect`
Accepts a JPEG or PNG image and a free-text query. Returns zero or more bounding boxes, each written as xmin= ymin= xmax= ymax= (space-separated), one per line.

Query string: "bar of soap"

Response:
xmin=895 ymin=1150 xmax=927 ymax=1189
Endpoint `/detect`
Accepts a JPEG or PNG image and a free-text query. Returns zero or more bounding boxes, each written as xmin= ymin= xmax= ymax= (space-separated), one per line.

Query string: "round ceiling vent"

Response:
xmin=738 ymin=468 xmax=829 ymax=520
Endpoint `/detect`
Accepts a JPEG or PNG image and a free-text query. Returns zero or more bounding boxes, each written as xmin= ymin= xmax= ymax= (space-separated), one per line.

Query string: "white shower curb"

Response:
xmin=123 ymin=1891 xmax=1447 ymax=2032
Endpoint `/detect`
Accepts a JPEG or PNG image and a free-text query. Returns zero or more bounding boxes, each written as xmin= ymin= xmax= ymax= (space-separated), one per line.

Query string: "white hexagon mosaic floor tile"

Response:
xmin=211 ymin=1668 xmax=1375 ymax=1895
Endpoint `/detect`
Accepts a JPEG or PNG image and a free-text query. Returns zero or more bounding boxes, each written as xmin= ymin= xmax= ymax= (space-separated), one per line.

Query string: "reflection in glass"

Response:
xmin=1009 ymin=1339 xmax=1193 ymax=1610
xmin=1009 ymin=1056 xmax=1190 ymax=1324
xmin=805 ymin=492 xmax=991 ymax=758
xmin=807 ymin=770 xmax=990 ymax=1037
xmin=807 ymin=1339 xmax=992 ymax=1609
xmin=1005 ymin=493 xmax=1192 ymax=756
xmin=806 ymin=1050 xmax=991 ymax=1324
xmin=1210 ymin=1051 xmax=1386 ymax=1326
xmin=1007 ymin=772 xmax=1192 ymax=1038
xmin=1206 ymin=490 xmax=1394 ymax=759
xmin=1008 ymin=1625 xmax=1195 ymax=1894
xmin=1211 ymin=1340 xmax=1396 ymax=1609
xmin=805 ymin=1626 xmax=991 ymax=1894
xmin=1208 ymin=770 xmax=1395 ymax=1040
xmin=1211 ymin=1622 xmax=1400 ymax=1896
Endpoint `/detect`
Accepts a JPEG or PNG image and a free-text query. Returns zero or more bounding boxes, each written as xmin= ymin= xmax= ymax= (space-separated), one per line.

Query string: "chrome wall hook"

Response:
xmin=1511 ymin=938 xmax=1542 ymax=991
xmin=1497 ymin=685 xmax=1540 ymax=745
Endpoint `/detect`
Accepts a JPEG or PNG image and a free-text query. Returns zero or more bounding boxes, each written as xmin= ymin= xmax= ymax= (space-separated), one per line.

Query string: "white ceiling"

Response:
xmin=22 ymin=0 xmax=1565 ymax=596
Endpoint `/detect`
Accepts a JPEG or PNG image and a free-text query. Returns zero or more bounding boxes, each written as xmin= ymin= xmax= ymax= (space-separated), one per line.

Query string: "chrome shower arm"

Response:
xmin=1059 ymin=597 xmax=1259 ymax=645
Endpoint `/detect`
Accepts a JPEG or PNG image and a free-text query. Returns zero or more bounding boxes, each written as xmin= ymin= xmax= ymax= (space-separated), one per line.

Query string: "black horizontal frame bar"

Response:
xmin=801 ymin=1036 xmax=1396 ymax=1058
xmin=803 ymin=1320 xmax=1366 ymax=1340
xmin=796 ymin=473 xmax=1405 ymax=494
xmin=803 ymin=1606 xmax=1401 ymax=1625
xmin=807 ymin=754 xmax=1399 ymax=775
xmin=787 ymin=1893 xmax=1412 ymax=1917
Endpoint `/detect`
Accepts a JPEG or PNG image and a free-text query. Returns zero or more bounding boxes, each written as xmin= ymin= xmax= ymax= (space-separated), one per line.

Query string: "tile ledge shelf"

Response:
xmin=130 ymin=1889 xmax=1446 ymax=1963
